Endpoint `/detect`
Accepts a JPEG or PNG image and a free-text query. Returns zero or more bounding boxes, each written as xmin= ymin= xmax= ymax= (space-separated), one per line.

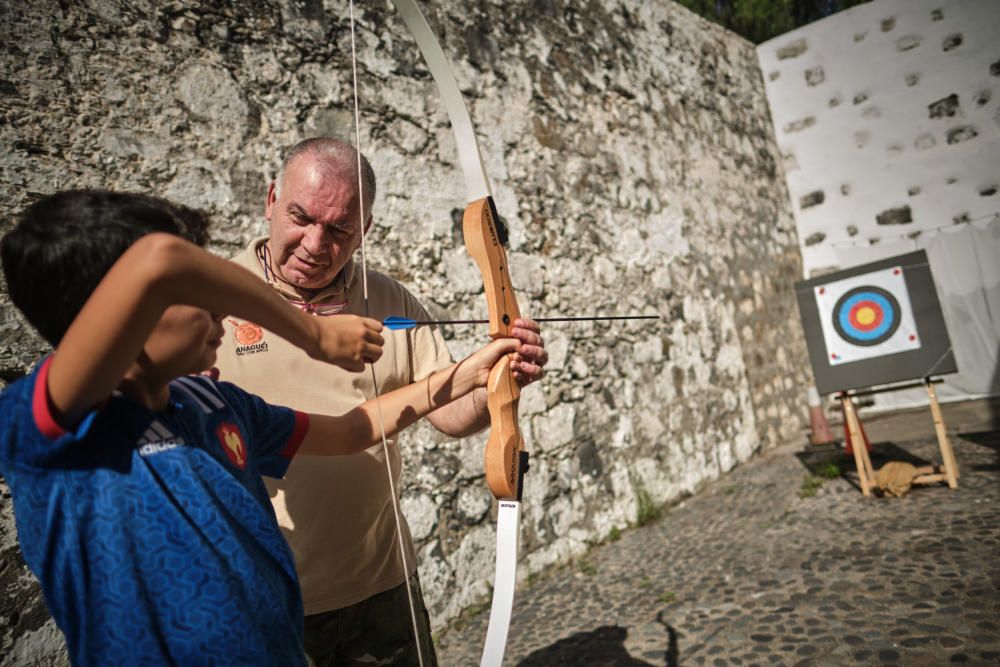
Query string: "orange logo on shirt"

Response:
xmin=229 ymin=320 xmax=263 ymax=346
xmin=216 ymin=423 xmax=247 ymax=469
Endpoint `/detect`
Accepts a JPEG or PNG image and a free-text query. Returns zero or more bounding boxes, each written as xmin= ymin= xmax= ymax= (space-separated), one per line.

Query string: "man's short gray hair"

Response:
xmin=273 ymin=138 xmax=376 ymax=217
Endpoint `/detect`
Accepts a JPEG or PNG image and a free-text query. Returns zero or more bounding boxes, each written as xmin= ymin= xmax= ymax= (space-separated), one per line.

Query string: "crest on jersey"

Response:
xmin=216 ymin=423 xmax=247 ymax=469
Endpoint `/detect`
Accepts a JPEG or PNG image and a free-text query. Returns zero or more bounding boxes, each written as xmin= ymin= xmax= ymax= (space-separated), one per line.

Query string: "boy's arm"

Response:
xmin=47 ymin=233 xmax=383 ymax=428
xmin=298 ymin=337 xmax=520 ymax=456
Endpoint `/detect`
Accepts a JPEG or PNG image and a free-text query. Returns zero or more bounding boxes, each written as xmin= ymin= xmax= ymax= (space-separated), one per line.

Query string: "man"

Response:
xmin=215 ymin=138 xmax=547 ymax=665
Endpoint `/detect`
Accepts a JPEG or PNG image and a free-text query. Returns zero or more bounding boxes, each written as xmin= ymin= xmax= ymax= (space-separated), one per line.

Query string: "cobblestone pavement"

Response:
xmin=436 ymin=400 xmax=1000 ymax=665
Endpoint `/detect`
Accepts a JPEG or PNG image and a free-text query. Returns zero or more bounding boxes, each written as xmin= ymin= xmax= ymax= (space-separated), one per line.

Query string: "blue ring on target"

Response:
xmin=832 ymin=286 xmax=901 ymax=347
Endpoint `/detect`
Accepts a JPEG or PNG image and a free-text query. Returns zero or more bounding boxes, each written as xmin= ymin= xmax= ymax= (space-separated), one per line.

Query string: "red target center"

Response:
xmin=848 ymin=300 xmax=884 ymax=331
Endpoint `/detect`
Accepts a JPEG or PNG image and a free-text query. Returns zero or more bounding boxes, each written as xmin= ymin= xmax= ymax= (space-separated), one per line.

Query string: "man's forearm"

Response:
xmin=425 ymin=387 xmax=490 ymax=437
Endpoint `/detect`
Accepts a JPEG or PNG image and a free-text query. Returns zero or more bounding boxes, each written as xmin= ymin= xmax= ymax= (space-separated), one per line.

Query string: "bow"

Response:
xmin=388 ymin=2 xmax=529 ymax=664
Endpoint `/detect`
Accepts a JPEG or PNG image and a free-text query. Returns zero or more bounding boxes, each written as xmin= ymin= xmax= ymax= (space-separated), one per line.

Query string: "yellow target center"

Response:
xmin=856 ymin=306 xmax=876 ymax=326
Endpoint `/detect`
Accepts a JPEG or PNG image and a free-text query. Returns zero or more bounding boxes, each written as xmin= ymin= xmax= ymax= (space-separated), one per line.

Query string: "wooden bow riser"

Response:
xmin=484 ymin=356 xmax=523 ymax=498
xmin=463 ymin=196 xmax=525 ymax=500
xmin=462 ymin=198 xmax=521 ymax=337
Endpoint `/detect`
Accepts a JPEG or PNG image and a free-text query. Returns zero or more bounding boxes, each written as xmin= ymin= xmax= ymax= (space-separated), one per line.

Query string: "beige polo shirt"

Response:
xmin=215 ymin=237 xmax=453 ymax=615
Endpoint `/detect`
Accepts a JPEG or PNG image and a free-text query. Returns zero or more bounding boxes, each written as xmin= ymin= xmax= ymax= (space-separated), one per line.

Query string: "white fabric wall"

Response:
xmin=756 ymin=0 xmax=1000 ymax=407
xmin=923 ymin=218 xmax=1000 ymax=400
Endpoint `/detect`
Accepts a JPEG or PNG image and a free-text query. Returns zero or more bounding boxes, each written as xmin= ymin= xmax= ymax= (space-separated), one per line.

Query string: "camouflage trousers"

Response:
xmin=303 ymin=574 xmax=438 ymax=667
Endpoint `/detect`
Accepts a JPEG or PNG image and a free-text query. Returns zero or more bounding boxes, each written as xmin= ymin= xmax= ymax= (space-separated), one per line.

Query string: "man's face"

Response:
xmin=265 ymin=155 xmax=370 ymax=291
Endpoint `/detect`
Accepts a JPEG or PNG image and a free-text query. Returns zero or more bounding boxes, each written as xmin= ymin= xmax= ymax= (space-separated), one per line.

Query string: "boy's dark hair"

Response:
xmin=1 ymin=190 xmax=210 ymax=346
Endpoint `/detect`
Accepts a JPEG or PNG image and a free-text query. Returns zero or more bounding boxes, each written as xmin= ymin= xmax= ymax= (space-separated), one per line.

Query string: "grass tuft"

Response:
xmin=814 ymin=461 xmax=842 ymax=479
xmin=798 ymin=475 xmax=824 ymax=498
xmin=635 ymin=484 xmax=664 ymax=526
xmin=658 ymin=591 xmax=678 ymax=604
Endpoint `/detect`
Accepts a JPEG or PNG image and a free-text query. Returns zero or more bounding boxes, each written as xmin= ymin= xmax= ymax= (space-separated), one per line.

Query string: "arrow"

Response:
xmin=383 ymin=314 xmax=659 ymax=331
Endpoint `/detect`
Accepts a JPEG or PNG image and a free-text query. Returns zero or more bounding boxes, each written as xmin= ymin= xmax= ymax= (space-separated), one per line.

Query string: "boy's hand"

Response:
xmin=311 ymin=315 xmax=385 ymax=372
xmin=458 ymin=338 xmax=522 ymax=388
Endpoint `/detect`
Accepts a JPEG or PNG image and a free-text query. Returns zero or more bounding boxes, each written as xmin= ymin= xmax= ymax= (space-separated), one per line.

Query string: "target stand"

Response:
xmin=838 ymin=378 xmax=959 ymax=496
xmin=795 ymin=251 xmax=960 ymax=496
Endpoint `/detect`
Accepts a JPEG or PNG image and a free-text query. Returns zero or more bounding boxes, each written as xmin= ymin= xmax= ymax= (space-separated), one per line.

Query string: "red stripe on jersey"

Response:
xmin=281 ymin=411 xmax=310 ymax=459
xmin=32 ymin=357 xmax=67 ymax=440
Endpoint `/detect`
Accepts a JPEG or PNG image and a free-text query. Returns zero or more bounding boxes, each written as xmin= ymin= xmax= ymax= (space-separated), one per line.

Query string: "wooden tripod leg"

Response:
xmin=842 ymin=396 xmax=873 ymax=496
xmin=926 ymin=382 xmax=959 ymax=488
xmin=857 ymin=418 xmax=876 ymax=490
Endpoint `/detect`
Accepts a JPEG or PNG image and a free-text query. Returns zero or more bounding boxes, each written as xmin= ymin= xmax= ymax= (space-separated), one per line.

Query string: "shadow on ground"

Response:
xmin=797 ymin=432 xmax=1000 ymax=493
xmin=959 ymin=430 xmax=1000 ymax=473
xmin=516 ymin=619 xmax=680 ymax=666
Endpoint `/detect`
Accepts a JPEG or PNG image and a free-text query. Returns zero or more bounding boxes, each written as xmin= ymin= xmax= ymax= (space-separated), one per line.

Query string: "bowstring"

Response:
xmin=349 ymin=3 xmax=426 ymax=666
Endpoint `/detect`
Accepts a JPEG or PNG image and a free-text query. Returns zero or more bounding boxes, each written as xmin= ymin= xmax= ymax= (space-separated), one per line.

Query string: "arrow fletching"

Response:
xmin=383 ymin=316 xmax=420 ymax=331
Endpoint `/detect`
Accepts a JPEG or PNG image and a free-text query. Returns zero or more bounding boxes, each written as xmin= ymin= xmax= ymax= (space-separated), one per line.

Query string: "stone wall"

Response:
xmin=0 ymin=0 xmax=808 ymax=660
xmin=756 ymin=0 xmax=1000 ymax=408
xmin=758 ymin=0 xmax=999 ymax=276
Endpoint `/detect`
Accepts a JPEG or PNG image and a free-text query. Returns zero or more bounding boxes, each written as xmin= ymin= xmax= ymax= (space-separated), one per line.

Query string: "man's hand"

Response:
xmin=310 ymin=315 xmax=385 ymax=372
xmin=509 ymin=318 xmax=548 ymax=387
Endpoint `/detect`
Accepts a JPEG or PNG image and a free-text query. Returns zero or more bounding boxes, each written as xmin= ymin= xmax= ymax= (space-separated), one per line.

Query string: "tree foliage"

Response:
xmin=675 ymin=0 xmax=872 ymax=44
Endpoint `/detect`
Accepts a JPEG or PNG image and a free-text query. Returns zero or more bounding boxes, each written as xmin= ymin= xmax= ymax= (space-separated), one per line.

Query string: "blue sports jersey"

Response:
xmin=0 ymin=358 xmax=310 ymax=666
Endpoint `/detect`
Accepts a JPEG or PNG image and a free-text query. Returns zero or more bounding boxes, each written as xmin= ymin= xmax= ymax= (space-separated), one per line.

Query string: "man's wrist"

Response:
xmin=472 ymin=386 xmax=488 ymax=415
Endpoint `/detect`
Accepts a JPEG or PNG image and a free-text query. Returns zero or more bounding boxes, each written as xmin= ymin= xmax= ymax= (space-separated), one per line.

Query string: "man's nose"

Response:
xmin=301 ymin=224 xmax=330 ymax=254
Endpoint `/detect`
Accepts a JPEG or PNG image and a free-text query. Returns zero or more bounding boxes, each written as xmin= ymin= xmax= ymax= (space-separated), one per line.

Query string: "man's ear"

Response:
xmin=364 ymin=214 xmax=375 ymax=235
xmin=264 ymin=181 xmax=278 ymax=221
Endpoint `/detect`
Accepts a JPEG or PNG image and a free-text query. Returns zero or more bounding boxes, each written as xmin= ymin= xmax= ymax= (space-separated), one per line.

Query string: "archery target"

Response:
xmin=832 ymin=286 xmax=900 ymax=346
xmin=814 ymin=266 xmax=920 ymax=365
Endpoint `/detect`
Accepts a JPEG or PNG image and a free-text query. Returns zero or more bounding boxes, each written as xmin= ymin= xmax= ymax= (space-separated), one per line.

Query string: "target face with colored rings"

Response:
xmin=832 ymin=286 xmax=900 ymax=346
xmin=813 ymin=264 xmax=920 ymax=366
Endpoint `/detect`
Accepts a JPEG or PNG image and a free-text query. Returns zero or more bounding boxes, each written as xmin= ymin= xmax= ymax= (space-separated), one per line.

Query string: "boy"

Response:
xmin=0 ymin=191 xmax=518 ymax=665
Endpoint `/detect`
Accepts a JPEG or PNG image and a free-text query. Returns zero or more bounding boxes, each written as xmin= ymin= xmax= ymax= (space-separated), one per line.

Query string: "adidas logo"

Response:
xmin=137 ymin=419 xmax=185 ymax=456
